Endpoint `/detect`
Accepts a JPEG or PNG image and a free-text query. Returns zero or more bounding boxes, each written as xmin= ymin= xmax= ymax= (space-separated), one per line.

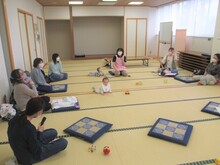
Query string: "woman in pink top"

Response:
xmin=112 ymin=48 xmax=128 ymax=76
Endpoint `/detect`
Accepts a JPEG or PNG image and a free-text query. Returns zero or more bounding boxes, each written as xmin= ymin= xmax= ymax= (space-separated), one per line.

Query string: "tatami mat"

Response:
xmin=0 ymin=59 xmax=219 ymax=165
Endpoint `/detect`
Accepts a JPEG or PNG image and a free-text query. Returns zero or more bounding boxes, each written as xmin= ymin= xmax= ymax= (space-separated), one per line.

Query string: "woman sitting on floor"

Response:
xmin=48 ymin=53 xmax=68 ymax=82
xmin=112 ymin=48 xmax=128 ymax=77
xmin=157 ymin=47 xmax=178 ymax=76
xmin=10 ymin=69 xmax=51 ymax=111
xmin=193 ymin=53 xmax=220 ymax=85
xmin=31 ymin=58 xmax=52 ymax=93
xmin=7 ymin=98 xmax=68 ymax=165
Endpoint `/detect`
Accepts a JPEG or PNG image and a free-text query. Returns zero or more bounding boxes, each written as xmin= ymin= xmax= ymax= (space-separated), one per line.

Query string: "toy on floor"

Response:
xmin=215 ymin=158 xmax=220 ymax=165
xmin=103 ymin=146 xmax=110 ymax=155
xmin=125 ymin=90 xmax=130 ymax=95
xmin=92 ymin=87 xmax=96 ymax=92
xmin=135 ymin=81 xmax=143 ymax=85
xmin=88 ymin=144 xmax=96 ymax=153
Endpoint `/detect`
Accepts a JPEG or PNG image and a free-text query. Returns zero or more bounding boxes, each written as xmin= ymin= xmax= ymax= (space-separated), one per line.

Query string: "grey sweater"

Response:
xmin=31 ymin=67 xmax=46 ymax=87
xmin=14 ymin=83 xmax=38 ymax=111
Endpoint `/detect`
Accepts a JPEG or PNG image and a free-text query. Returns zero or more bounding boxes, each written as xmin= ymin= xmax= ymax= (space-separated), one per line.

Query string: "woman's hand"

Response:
xmin=38 ymin=125 xmax=44 ymax=132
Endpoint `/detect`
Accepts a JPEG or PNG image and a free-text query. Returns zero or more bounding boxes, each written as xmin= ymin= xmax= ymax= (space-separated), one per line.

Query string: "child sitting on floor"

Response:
xmin=93 ymin=77 xmax=112 ymax=95
xmin=88 ymin=67 xmax=105 ymax=77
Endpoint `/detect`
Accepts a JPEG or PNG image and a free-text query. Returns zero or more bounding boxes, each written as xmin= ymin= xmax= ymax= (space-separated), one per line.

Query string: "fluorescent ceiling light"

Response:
xmin=69 ymin=1 xmax=83 ymax=5
xmin=128 ymin=1 xmax=144 ymax=5
xmin=98 ymin=2 xmax=116 ymax=5
xmin=102 ymin=0 xmax=117 ymax=1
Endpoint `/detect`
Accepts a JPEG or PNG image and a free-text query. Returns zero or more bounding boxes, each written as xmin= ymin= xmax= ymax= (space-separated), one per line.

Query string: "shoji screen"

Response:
xmin=18 ymin=10 xmax=37 ymax=71
xmin=126 ymin=18 xmax=147 ymax=57
xmin=18 ymin=12 xmax=31 ymax=71
xmin=37 ymin=17 xmax=48 ymax=63
xmin=26 ymin=15 xmax=37 ymax=64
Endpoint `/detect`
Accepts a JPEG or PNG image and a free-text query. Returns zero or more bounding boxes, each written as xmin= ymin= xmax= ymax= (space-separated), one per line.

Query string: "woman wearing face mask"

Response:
xmin=193 ymin=53 xmax=220 ymax=85
xmin=48 ymin=53 xmax=68 ymax=82
xmin=112 ymin=48 xmax=128 ymax=76
xmin=31 ymin=58 xmax=52 ymax=93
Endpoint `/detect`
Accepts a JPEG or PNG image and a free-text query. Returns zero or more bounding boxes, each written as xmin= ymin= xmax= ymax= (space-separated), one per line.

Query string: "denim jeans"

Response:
xmin=31 ymin=129 xmax=68 ymax=164
xmin=50 ymin=73 xmax=68 ymax=82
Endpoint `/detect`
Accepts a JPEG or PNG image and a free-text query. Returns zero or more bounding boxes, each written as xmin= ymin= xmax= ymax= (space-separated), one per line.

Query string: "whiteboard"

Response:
xmin=160 ymin=22 xmax=172 ymax=43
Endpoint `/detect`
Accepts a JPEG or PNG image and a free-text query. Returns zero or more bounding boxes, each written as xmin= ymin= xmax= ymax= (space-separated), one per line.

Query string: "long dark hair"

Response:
xmin=18 ymin=98 xmax=45 ymax=125
xmin=10 ymin=69 xmax=23 ymax=85
xmin=52 ymin=53 xmax=59 ymax=64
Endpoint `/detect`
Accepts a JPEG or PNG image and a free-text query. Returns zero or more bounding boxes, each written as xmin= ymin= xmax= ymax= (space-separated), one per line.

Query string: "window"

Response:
xmin=157 ymin=0 xmax=219 ymax=37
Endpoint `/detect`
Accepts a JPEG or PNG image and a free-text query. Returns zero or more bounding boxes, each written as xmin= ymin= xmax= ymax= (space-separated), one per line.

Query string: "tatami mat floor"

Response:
xmin=0 ymin=59 xmax=219 ymax=165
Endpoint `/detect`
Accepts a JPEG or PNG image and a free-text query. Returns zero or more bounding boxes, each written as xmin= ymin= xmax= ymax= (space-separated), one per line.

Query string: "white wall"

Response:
xmin=5 ymin=0 xmax=44 ymax=69
xmin=0 ymin=34 xmax=10 ymax=104
xmin=72 ymin=6 xmax=124 ymax=17
xmin=44 ymin=7 xmax=70 ymax=20
xmin=186 ymin=37 xmax=213 ymax=55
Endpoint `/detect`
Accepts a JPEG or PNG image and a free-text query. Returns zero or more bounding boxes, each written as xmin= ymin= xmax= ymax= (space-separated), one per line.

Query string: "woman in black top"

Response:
xmin=8 ymin=98 xmax=68 ymax=165
xmin=193 ymin=53 xmax=220 ymax=85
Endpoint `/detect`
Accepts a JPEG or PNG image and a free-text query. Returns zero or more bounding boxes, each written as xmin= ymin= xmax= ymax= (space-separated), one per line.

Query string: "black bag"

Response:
xmin=193 ymin=69 xmax=204 ymax=75
xmin=41 ymin=70 xmax=51 ymax=84
xmin=9 ymin=90 xmax=16 ymax=105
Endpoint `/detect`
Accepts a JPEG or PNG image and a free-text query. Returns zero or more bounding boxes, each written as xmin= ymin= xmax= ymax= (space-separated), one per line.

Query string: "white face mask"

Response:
xmin=56 ymin=57 xmax=60 ymax=61
xmin=118 ymin=51 xmax=123 ymax=56
xmin=212 ymin=58 xmax=217 ymax=63
xmin=39 ymin=63 xmax=44 ymax=69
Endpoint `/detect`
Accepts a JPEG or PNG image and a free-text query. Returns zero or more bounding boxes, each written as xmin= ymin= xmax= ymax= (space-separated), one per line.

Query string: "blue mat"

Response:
xmin=148 ymin=118 xmax=193 ymax=146
xmin=201 ymin=101 xmax=220 ymax=116
xmin=64 ymin=117 xmax=112 ymax=143
xmin=50 ymin=84 xmax=68 ymax=93
xmin=174 ymin=76 xmax=199 ymax=83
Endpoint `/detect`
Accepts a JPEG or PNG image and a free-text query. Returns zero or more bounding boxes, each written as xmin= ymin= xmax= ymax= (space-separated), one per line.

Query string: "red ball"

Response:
xmin=103 ymin=146 xmax=110 ymax=155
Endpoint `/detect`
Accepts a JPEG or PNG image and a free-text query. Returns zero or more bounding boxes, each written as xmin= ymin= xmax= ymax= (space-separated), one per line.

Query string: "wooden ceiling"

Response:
xmin=36 ymin=0 xmax=180 ymax=7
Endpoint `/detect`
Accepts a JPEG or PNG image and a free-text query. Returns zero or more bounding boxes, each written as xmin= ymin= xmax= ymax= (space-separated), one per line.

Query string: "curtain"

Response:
xmin=157 ymin=0 xmax=219 ymax=37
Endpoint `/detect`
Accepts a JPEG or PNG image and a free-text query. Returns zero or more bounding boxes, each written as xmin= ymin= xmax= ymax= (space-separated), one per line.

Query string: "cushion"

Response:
xmin=174 ymin=76 xmax=199 ymax=83
xmin=201 ymin=101 xmax=220 ymax=116
xmin=64 ymin=117 xmax=112 ymax=143
xmin=51 ymin=96 xmax=80 ymax=113
xmin=148 ymin=118 xmax=193 ymax=146
xmin=50 ymin=84 xmax=68 ymax=93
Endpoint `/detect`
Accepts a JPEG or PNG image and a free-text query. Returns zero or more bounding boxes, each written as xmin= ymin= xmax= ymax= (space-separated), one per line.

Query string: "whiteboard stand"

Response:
xmin=157 ymin=31 xmax=172 ymax=58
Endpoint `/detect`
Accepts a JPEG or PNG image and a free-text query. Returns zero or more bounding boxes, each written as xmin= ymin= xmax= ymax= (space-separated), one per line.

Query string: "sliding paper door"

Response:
xmin=37 ymin=17 xmax=48 ymax=63
xmin=18 ymin=12 xmax=31 ymax=71
xmin=126 ymin=18 xmax=147 ymax=57
xmin=18 ymin=11 xmax=37 ymax=71
xmin=126 ymin=19 xmax=136 ymax=56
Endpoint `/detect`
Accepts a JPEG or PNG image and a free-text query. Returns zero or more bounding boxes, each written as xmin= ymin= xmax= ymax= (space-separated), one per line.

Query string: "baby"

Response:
xmin=93 ymin=77 xmax=112 ymax=95
xmin=88 ymin=67 xmax=104 ymax=77
xmin=23 ymin=70 xmax=32 ymax=87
